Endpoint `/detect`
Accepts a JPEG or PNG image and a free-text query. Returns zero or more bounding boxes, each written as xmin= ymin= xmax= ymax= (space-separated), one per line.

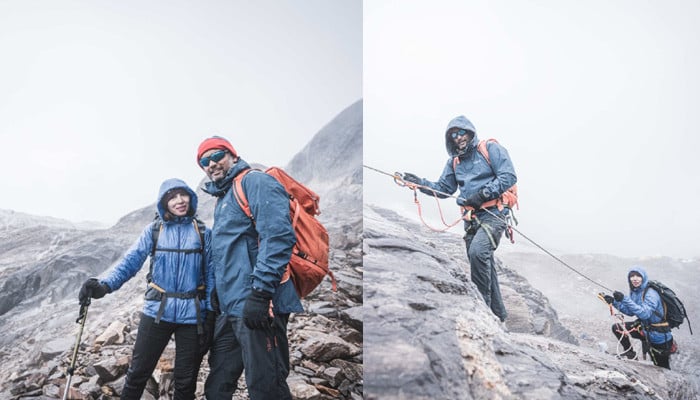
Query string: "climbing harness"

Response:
xmin=62 ymin=301 xmax=89 ymax=400
xmin=364 ymin=164 xmax=614 ymax=293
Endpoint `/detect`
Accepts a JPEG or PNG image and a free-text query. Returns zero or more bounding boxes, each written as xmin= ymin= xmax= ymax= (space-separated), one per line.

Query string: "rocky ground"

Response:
xmin=0 ymin=101 xmax=364 ymax=399
xmin=363 ymin=204 xmax=697 ymax=399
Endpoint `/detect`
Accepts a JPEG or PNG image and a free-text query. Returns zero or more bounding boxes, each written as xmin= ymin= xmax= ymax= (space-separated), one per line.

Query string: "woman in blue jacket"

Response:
xmin=604 ymin=266 xmax=674 ymax=369
xmin=79 ymin=178 xmax=215 ymax=399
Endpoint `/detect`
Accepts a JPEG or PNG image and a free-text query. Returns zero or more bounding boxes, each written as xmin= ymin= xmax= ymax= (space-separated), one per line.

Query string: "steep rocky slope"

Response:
xmin=364 ymin=205 xmax=697 ymax=399
xmin=0 ymin=100 xmax=362 ymax=399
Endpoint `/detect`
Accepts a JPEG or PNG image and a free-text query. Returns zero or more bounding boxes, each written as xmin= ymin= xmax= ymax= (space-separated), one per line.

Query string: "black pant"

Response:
xmin=205 ymin=313 xmax=292 ymax=400
xmin=611 ymin=322 xmax=672 ymax=369
xmin=121 ymin=314 xmax=201 ymax=399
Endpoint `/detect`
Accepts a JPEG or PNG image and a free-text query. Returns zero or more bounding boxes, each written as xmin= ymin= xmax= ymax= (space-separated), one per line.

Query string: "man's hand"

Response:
xmin=242 ymin=289 xmax=273 ymax=330
xmin=460 ymin=187 xmax=492 ymax=209
xmin=79 ymin=278 xmax=110 ymax=305
xmin=198 ymin=312 xmax=216 ymax=356
xmin=613 ymin=291 xmax=625 ymax=302
xmin=401 ymin=172 xmax=421 ymax=185
xmin=462 ymin=192 xmax=484 ymax=209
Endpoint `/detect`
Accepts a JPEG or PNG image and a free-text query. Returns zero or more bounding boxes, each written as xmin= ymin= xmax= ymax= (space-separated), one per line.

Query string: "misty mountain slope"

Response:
xmin=497 ymin=247 xmax=700 ymax=393
xmin=0 ymin=223 xmax=138 ymax=323
xmin=0 ymin=101 xmax=362 ymax=399
xmin=364 ymin=204 xmax=696 ymax=399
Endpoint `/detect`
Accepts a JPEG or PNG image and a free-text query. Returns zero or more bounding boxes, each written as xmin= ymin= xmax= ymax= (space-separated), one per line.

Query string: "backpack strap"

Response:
xmin=147 ymin=217 xmax=207 ymax=333
xmin=232 ymin=169 xmax=254 ymax=220
xmin=642 ymin=286 xmax=668 ymax=325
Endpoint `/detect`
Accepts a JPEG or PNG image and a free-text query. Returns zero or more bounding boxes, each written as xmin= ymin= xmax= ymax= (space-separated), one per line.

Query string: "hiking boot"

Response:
xmin=618 ymin=349 xmax=637 ymax=360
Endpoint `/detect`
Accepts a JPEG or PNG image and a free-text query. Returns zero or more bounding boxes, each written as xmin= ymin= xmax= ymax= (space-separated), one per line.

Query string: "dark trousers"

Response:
xmin=205 ymin=313 xmax=292 ymax=400
xmin=121 ymin=314 xmax=201 ymax=400
xmin=611 ymin=322 xmax=672 ymax=369
xmin=464 ymin=211 xmax=507 ymax=321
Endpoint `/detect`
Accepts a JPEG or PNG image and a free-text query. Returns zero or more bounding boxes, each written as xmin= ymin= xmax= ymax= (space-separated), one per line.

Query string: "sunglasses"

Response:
xmin=450 ymin=129 xmax=471 ymax=139
xmin=199 ymin=150 xmax=228 ymax=167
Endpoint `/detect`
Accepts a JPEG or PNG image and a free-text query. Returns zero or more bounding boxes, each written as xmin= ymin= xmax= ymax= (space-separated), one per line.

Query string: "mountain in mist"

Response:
xmin=364 ymin=204 xmax=697 ymax=399
xmin=0 ymin=100 xmax=363 ymax=399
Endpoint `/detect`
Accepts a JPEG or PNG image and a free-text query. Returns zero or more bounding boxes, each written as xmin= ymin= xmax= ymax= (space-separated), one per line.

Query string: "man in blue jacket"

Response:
xmin=403 ymin=115 xmax=517 ymax=322
xmin=603 ymin=266 xmax=674 ymax=369
xmin=197 ymin=136 xmax=301 ymax=400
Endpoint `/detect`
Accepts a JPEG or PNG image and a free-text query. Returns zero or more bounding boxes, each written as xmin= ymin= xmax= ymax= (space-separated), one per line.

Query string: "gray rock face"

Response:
xmin=363 ymin=205 xmax=697 ymax=399
xmin=0 ymin=101 xmax=363 ymax=399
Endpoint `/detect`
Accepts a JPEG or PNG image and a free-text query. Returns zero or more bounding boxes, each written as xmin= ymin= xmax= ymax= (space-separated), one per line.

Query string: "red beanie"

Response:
xmin=196 ymin=136 xmax=238 ymax=166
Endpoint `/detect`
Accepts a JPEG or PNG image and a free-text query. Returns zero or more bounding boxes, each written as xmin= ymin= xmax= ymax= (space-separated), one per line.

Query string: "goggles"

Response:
xmin=199 ymin=149 xmax=228 ymax=167
xmin=450 ymin=129 xmax=471 ymax=139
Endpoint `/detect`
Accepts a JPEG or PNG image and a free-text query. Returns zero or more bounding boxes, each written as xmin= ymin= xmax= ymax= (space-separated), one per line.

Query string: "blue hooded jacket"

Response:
xmin=203 ymin=158 xmax=302 ymax=317
xmin=614 ymin=266 xmax=673 ymax=345
xmin=101 ymin=178 xmax=214 ymax=325
xmin=416 ymin=115 xmax=517 ymax=211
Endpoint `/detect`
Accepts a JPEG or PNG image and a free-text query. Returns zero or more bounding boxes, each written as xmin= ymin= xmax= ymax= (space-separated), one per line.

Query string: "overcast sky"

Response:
xmin=0 ymin=0 xmax=361 ymax=226
xmin=364 ymin=1 xmax=700 ymax=259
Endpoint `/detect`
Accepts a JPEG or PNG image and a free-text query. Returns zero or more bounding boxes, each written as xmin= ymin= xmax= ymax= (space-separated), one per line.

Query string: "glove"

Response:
xmin=79 ymin=278 xmax=110 ymax=305
xmin=613 ymin=291 xmax=625 ymax=302
xmin=461 ymin=191 xmax=485 ymax=209
xmin=603 ymin=294 xmax=614 ymax=304
xmin=402 ymin=172 xmax=421 ymax=185
xmin=242 ymin=289 xmax=273 ymax=330
xmin=210 ymin=288 xmax=221 ymax=315
xmin=461 ymin=187 xmax=492 ymax=209
xmin=198 ymin=311 xmax=216 ymax=356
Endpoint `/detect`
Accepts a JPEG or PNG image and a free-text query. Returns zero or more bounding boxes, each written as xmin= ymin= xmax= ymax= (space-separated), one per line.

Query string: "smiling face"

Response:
xmin=200 ymin=149 xmax=236 ymax=182
xmin=165 ymin=189 xmax=191 ymax=217
xmin=629 ymin=272 xmax=643 ymax=288
xmin=448 ymin=128 xmax=473 ymax=151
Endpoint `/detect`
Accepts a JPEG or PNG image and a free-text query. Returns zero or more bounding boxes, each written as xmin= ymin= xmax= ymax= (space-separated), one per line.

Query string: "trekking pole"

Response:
xmin=62 ymin=301 xmax=89 ymax=400
xmin=364 ymin=164 xmax=615 ymax=293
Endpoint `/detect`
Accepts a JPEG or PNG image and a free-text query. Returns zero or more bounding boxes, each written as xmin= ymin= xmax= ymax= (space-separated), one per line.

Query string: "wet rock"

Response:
xmin=94 ymin=320 xmax=127 ymax=346
xmin=299 ymin=332 xmax=361 ymax=362
xmin=93 ymin=355 xmax=129 ymax=382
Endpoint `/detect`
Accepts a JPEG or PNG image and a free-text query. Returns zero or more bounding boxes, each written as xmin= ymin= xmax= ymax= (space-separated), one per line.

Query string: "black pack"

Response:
xmin=644 ymin=280 xmax=693 ymax=334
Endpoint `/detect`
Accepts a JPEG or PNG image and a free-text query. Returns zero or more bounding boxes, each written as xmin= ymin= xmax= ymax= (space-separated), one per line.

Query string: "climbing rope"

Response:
xmin=597 ymin=293 xmax=642 ymax=359
xmin=364 ymin=164 xmax=614 ymax=293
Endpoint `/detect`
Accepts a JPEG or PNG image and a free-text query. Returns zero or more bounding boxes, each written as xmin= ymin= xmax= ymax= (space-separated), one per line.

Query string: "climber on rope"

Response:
xmin=401 ymin=115 xmax=517 ymax=322
xmin=600 ymin=267 xmax=675 ymax=369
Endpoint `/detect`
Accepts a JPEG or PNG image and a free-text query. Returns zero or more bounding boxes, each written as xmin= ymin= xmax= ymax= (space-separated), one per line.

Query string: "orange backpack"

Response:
xmin=453 ymin=138 xmax=518 ymax=211
xmin=233 ymin=167 xmax=335 ymax=299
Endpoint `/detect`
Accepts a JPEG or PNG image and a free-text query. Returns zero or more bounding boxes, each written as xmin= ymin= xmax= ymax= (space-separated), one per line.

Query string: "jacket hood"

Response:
xmin=444 ymin=115 xmax=479 ymax=157
xmin=157 ymin=178 xmax=198 ymax=220
xmin=627 ymin=266 xmax=649 ymax=292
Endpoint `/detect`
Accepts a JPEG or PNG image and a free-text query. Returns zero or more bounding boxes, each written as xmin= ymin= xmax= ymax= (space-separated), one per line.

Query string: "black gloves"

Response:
xmin=460 ymin=187 xmax=491 ymax=209
xmin=242 ymin=289 xmax=273 ymax=330
xmin=198 ymin=311 xmax=216 ymax=356
xmin=79 ymin=278 xmax=110 ymax=305
xmin=402 ymin=172 xmax=421 ymax=185
xmin=603 ymin=294 xmax=614 ymax=304
xmin=210 ymin=288 xmax=221 ymax=315
xmin=613 ymin=291 xmax=625 ymax=302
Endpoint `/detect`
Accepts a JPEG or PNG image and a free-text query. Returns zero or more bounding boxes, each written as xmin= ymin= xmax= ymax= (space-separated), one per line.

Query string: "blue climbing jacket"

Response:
xmin=202 ymin=158 xmax=302 ymax=317
xmin=416 ymin=115 xmax=517 ymax=209
xmin=614 ymin=266 xmax=673 ymax=345
xmin=101 ymin=178 xmax=214 ymax=325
